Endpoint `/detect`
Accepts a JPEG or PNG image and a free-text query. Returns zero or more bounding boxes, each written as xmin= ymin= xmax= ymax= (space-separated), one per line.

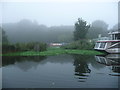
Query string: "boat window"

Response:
xmin=115 ymin=33 xmax=120 ymax=40
xmin=95 ymin=42 xmax=100 ymax=48
xmin=112 ymin=34 xmax=115 ymax=40
xmin=99 ymin=42 xmax=106 ymax=48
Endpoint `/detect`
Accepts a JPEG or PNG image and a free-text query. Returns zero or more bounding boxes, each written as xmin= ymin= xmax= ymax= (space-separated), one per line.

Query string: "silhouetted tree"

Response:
xmin=0 ymin=27 xmax=8 ymax=44
xmin=74 ymin=18 xmax=90 ymax=40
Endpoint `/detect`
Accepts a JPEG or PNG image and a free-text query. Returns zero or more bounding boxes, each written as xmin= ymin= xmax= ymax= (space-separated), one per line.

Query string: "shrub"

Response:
xmin=2 ymin=43 xmax=16 ymax=53
xmin=61 ymin=40 xmax=94 ymax=50
xmin=39 ymin=43 xmax=47 ymax=51
xmin=2 ymin=42 xmax=48 ymax=53
xmin=34 ymin=42 xmax=47 ymax=52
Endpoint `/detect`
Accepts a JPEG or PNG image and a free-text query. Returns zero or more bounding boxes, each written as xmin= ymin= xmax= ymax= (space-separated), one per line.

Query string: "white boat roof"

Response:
xmin=108 ymin=31 xmax=120 ymax=34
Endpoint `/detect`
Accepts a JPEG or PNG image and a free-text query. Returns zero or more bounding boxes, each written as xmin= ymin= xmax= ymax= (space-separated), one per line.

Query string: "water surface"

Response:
xmin=2 ymin=54 xmax=120 ymax=88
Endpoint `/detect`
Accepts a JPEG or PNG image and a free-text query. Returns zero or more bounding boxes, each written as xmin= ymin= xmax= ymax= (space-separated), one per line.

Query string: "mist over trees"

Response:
xmin=2 ymin=19 xmax=115 ymax=44
xmin=86 ymin=20 xmax=109 ymax=39
xmin=2 ymin=19 xmax=74 ymax=43
xmin=110 ymin=23 xmax=120 ymax=31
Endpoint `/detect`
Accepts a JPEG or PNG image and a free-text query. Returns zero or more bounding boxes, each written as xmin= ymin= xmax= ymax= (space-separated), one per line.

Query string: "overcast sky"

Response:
xmin=0 ymin=0 xmax=119 ymax=29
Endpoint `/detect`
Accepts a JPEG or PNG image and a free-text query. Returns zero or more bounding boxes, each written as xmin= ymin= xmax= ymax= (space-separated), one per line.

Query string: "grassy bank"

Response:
xmin=2 ymin=47 xmax=103 ymax=56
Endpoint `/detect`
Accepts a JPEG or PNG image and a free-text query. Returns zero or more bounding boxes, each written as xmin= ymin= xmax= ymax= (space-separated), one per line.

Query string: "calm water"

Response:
xmin=2 ymin=54 xmax=120 ymax=88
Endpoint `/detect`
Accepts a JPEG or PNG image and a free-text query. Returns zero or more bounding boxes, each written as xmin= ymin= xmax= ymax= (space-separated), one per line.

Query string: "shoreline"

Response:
xmin=2 ymin=48 xmax=104 ymax=56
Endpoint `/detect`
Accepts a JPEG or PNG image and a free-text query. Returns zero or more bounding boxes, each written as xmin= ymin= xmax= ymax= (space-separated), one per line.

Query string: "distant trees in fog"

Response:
xmin=2 ymin=19 xmax=118 ymax=52
xmin=110 ymin=23 xmax=120 ymax=31
xmin=2 ymin=19 xmax=117 ymax=44
xmin=86 ymin=20 xmax=109 ymax=39
xmin=0 ymin=27 xmax=9 ymax=44
xmin=2 ymin=19 xmax=73 ymax=43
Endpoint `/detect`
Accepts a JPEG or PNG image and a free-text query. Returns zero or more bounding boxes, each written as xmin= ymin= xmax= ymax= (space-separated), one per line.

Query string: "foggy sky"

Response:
xmin=0 ymin=1 xmax=118 ymax=29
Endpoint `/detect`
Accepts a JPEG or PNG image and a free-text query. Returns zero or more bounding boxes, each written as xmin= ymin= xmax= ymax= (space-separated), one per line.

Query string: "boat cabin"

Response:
xmin=109 ymin=31 xmax=120 ymax=40
xmin=94 ymin=31 xmax=120 ymax=53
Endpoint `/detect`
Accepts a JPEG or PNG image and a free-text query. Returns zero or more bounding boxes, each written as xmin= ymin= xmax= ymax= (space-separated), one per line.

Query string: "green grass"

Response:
xmin=1 ymin=47 xmax=104 ymax=56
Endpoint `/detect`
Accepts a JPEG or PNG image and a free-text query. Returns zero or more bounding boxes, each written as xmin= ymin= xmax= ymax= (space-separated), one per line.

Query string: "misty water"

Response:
xmin=2 ymin=54 xmax=120 ymax=88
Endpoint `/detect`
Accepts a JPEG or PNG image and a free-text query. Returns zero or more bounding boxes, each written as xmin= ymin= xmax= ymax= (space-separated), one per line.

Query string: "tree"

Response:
xmin=2 ymin=20 xmax=74 ymax=43
xmin=110 ymin=23 xmax=120 ymax=31
xmin=74 ymin=18 xmax=90 ymax=40
xmin=91 ymin=20 xmax=108 ymax=30
xmin=86 ymin=20 xmax=108 ymax=39
xmin=0 ymin=27 xmax=9 ymax=44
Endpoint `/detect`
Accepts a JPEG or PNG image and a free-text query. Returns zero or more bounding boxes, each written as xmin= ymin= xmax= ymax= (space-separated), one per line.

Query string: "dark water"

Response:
xmin=2 ymin=54 xmax=120 ymax=88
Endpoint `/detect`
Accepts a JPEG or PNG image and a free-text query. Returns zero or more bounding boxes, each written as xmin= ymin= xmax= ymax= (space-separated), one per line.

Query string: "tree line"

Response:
xmin=2 ymin=19 xmax=116 ymax=44
xmin=1 ymin=27 xmax=47 ymax=53
xmin=1 ymin=18 xmax=118 ymax=52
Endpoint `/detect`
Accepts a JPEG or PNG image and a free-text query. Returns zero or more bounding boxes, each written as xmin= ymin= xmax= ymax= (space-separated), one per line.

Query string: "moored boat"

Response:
xmin=94 ymin=31 xmax=120 ymax=53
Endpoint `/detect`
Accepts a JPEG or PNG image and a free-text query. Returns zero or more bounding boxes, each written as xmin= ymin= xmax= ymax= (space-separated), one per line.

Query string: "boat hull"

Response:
xmin=105 ymin=48 xmax=120 ymax=54
xmin=94 ymin=49 xmax=108 ymax=54
xmin=94 ymin=41 xmax=120 ymax=54
xmin=95 ymin=48 xmax=120 ymax=54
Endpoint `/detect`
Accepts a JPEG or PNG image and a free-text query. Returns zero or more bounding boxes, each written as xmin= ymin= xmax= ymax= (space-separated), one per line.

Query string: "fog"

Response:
xmin=1 ymin=1 xmax=119 ymax=43
xmin=1 ymin=19 xmax=112 ymax=43
xmin=1 ymin=1 xmax=118 ymax=29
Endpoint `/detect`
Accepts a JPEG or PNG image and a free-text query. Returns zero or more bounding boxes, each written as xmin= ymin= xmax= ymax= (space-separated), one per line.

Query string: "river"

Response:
xmin=2 ymin=54 xmax=120 ymax=88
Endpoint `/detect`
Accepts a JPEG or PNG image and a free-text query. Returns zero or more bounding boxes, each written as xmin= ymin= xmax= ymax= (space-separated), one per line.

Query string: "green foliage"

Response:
xmin=2 ymin=42 xmax=47 ymax=53
xmin=15 ymin=42 xmax=47 ymax=52
xmin=61 ymin=40 xmax=94 ymax=50
xmin=1 ymin=27 xmax=13 ymax=53
xmin=39 ymin=42 xmax=47 ymax=51
xmin=74 ymin=18 xmax=90 ymax=40
xmin=2 ymin=47 xmax=103 ymax=56
xmin=2 ymin=43 xmax=16 ymax=53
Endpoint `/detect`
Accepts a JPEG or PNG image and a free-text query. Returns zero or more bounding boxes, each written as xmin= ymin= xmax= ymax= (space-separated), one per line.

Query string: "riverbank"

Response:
xmin=2 ymin=47 xmax=104 ymax=56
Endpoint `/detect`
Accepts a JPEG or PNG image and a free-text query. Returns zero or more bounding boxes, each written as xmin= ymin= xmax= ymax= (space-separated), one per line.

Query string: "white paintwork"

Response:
xmin=94 ymin=31 xmax=120 ymax=53
xmin=106 ymin=48 xmax=120 ymax=54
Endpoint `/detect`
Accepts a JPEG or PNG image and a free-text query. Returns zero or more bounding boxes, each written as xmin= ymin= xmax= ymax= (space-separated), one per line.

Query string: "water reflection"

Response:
xmin=3 ymin=55 xmax=114 ymax=81
xmin=95 ymin=54 xmax=120 ymax=76
xmin=2 ymin=54 xmax=119 ymax=88
xmin=3 ymin=54 xmax=120 ymax=74
xmin=73 ymin=55 xmax=91 ymax=82
xmin=2 ymin=56 xmax=46 ymax=72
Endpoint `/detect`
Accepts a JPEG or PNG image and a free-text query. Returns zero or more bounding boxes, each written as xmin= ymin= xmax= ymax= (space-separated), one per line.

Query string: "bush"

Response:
xmin=39 ymin=43 xmax=47 ymax=51
xmin=19 ymin=42 xmax=48 ymax=52
xmin=2 ymin=42 xmax=48 ymax=53
xmin=61 ymin=40 xmax=94 ymax=50
xmin=34 ymin=42 xmax=47 ymax=52
xmin=2 ymin=43 xmax=16 ymax=53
